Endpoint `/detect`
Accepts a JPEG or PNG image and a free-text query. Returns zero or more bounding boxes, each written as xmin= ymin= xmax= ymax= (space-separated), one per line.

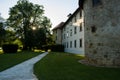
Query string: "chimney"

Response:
xmin=67 ymin=13 xmax=72 ymax=17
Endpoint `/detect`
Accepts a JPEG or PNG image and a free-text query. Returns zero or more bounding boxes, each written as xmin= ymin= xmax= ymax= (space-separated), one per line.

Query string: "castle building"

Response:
xmin=79 ymin=0 xmax=120 ymax=67
xmin=53 ymin=0 xmax=120 ymax=67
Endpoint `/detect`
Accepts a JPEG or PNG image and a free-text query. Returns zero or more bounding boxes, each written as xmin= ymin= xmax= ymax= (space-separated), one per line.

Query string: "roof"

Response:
xmin=52 ymin=22 xmax=64 ymax=31
xmin=52 ymin=7 xmax=80 ymax=31
xmin=62 ymin=7 xmax=80 ymax=28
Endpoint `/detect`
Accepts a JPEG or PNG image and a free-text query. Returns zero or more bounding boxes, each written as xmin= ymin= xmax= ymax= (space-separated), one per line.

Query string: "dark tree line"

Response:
xmin=0 ymin=22 xmax=6 ymax=46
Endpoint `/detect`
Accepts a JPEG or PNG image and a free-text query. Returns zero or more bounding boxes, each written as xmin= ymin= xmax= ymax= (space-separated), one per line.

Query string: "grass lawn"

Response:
xmin=34 ymin=52 xmax=120 ymax=80
xmin=0 ymin=51 xmax=42 ymax=72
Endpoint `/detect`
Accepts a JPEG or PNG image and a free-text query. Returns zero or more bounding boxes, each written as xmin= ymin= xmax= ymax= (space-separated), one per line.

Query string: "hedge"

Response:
xmin=42 ymin=45 xmax=64 ymax=52
xmin=2 ymin=44 xmax=18 ymax=53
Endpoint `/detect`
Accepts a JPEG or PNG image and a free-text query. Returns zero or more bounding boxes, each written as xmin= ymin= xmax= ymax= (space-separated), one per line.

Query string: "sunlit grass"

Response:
xmin=75 ymin=54 xmax=84 ymax=57
xmin=17 ymin=49 xmax=22 ymax=52
xmin=0 ymin=50 xmax=3 ymax=54
xmin=34 ymin=49 xmax=45 ymax=53
xmin=34 ymin=52 xmax=120 ymax=80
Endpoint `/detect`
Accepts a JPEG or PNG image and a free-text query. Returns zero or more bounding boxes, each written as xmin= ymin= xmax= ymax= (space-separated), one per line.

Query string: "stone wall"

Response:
xmin=83 ymin=0 xmax=120 ymax=67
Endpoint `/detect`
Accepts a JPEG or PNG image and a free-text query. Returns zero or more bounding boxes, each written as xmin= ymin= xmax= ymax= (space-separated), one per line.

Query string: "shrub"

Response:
xmin=42 ymin=45 xmax=49 ymax=51
xmin=2 ymin=44 xmax=18 ymax=53
xmin=42 ymin=44 xmax=64 ymax=52
xmin=50 ymin=45 xmax=64 ymax=52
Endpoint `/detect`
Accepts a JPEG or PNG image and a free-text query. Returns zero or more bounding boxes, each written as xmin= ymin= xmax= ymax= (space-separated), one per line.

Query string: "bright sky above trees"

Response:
xmin=0 ymin=0 xmax=78 ymax=28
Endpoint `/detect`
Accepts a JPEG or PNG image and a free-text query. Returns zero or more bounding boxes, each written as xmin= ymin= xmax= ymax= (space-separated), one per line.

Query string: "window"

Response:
xmin=67 ymin=31 xmax=69 ymax=38
xmin=74 ymin=40 xmax=77 ymax=48
xmin=64 ymin=42 xmax=66 ymax=48
xmin=70 ymin=41 xmax=72 ymax=48
xmin=91 ymin=26 xmax=97 ymax=33
xmin=67 ymin=42 xmax=69 ymax=48
xmin=64 ymin=34 xmax=66 ymax=39
xmin=74 ymin=26 xmax=77 ymax=34
xmin=70 ymin=29 xmax=72 ymax=36
xmin=80 ymin=39 xmax=82 ymax=48
xmin=80 ymin=23 xmax=82 ymax=32
xmin=92 ymin=0 xmax=102 ymax=7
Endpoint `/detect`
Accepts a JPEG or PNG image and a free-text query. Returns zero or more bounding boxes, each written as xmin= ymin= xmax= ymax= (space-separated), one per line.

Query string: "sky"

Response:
xmin=0 ymin=0 xmax=79 ymax=28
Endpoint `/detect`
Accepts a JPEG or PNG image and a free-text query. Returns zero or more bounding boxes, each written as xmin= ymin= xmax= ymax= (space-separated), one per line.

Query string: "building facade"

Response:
xmin=62 ymin=8 xmax=84 ymax=55
xmin=52 ymin=22 xmax=64 ymax=45
xmin=53 ymin=8 xmax=85 ymax=55
xmin=80 ymin=0 xmax=120 ymax=67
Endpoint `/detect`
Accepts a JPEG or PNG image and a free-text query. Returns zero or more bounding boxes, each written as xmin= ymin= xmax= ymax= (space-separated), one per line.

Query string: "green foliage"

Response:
xmin=7 ymin=0 xmax=52 ymax=50
xmin=0 ymin=22 xmax=6 ymax=46
xmin=13 ymin=39 xmax=23 ymax=47
xmin=3 ymin=30 xmax=17 ymax=44
xmin=34 ymin=52 xmax=120 ymax=80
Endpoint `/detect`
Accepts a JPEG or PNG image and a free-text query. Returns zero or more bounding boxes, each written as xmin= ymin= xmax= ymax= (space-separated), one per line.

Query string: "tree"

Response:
xmin=3 ymin=30 xmax=17 ymax=44
xmin=0 ymin=22 xmax=6 ymax=46
xmin=7 ymin=0 xmax=52 ymax=50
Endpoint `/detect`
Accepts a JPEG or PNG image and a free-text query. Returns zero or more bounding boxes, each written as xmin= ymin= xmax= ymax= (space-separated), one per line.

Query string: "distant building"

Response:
xmin=62 ymin=8 xmax=84 ymax=55
xmin=52 ymin=22 xmax=64 ymax=45
xmin=53 ymin=8 xmax=84 ymax=55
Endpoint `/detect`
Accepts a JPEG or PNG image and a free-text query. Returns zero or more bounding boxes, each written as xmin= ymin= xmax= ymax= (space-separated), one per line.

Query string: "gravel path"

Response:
xmin=0 ymin=52 xmax=48 ymax=80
